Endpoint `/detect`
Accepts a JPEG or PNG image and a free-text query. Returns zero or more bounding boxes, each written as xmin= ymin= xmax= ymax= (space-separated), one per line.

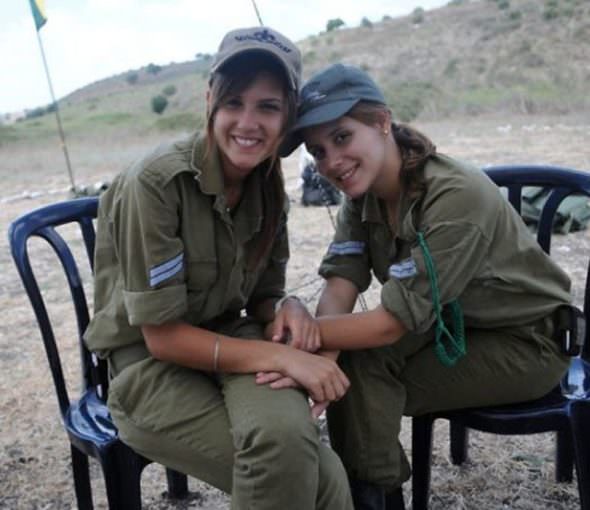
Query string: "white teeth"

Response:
xmin=234 ymin=136 xmax=258 ymax=147
xmin=339 ymin=168 xmax=355 ymax=181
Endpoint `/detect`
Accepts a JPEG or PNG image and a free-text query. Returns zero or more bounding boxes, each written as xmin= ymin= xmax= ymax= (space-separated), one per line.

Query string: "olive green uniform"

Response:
xmin=84 ymin=133 xmax=352 ymax=510
xmin=319 ymin=154 xmax=571 ymax=490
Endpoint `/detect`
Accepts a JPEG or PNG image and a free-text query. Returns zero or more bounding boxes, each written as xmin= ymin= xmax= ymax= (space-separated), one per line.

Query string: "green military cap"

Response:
xmin=280 ymin=63 xmax=386 ymax=156
xmin=210 ymin=26 xmax=301 ymax=91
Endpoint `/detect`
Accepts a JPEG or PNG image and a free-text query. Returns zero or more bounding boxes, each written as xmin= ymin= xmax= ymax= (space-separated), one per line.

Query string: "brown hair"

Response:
xmin=347 ymin=101 xmax=436 ymax=197
xmin=206 ymin=54 xmax=297 ymax=269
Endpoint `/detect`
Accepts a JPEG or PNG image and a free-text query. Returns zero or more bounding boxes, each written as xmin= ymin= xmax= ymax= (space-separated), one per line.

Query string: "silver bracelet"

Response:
xmin=274 ymin=295 xmax=302 ymax=314
xmin=213 ymin=336 xmax=221 ymax=372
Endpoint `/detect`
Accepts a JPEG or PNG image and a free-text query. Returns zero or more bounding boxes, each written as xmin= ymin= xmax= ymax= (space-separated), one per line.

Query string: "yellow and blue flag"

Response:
xmin=29 ymin=0 xmax=47 ymax=31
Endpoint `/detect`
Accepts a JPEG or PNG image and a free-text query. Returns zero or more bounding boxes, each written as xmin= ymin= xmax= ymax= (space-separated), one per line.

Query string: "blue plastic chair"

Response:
xmin=8 ymin=197 xmax=189 ymax=510
xmin=410 ymin=165 xmax=590 ymax=510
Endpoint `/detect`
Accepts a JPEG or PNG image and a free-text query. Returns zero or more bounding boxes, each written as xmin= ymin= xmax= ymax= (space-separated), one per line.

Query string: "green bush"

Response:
xmin=126 ymin=72 xmax=139 ymax=85
xmin=326 ymin=18 xmax=345 ymax=32
xmin=543 ymin=6 xmax=559 ymax=19
xmin=361 ymin=17 xmax=373 ymax=28
xmin=25 ymin=107 xmax=46 ymax=119
xmin=162 ymin=84 xmax=177 ymax=97
xmin=151 ymin=95 xmax=168 ymax=114
xmin=509 ymin=9 xmax=522 ymax=20
xmin=443 ymin=58 xmax=459 ymax=77
xmin=146 ymin=63 xmax=162 ymax=75
xmin=412 ymin=7 xmax=425 ymax=24
xmin=497 ymin=0 xmax=510 ymax=9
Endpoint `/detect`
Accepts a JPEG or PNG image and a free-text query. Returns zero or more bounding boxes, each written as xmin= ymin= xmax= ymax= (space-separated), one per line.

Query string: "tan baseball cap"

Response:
xmin=210 ymin=27 xmax=301 ymax=90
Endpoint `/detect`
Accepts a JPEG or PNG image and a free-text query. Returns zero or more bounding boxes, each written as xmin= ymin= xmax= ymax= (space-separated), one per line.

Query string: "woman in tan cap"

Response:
xmin=266 ymin=63 xmax=573 ymax=510
xmin=84 ymin=29 xmax=353 ymax=510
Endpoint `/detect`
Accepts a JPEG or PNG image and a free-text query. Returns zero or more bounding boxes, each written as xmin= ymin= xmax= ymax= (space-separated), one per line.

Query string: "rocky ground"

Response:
xmin=1 ymin=113 xmax=589 ymax=509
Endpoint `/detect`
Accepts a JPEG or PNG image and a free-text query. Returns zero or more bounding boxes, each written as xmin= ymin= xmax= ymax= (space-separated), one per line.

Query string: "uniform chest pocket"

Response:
xmin=186 ymin=259 xmax=218 ymax=291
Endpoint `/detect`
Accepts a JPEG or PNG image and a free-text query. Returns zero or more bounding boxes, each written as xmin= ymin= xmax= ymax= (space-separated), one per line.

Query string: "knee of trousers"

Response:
xmin=234 ymin=411 xmax=320 ymax=467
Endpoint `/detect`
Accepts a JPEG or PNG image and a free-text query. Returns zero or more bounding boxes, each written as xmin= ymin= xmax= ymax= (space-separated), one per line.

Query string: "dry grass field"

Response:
xmin=1 ymin=112 xmax=590 ymax=509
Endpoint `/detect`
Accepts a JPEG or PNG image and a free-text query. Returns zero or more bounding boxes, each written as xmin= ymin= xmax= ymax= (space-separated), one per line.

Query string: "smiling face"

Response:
xmin=303 ymin=113 xmax=399 ymax=200
xmin=210 ymin=71 xmax=287 ymax=185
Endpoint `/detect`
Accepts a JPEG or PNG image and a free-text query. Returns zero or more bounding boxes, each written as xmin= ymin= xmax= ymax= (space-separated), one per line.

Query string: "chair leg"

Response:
xmin=449 ymin=420 xmax=469 ymax=465
xmin=71 ymin=445 xmax=93 ymax=510
xmin=412 ymin=415 xmax=435 ymax=510
xmin=571 ymin=403 xmax=590 ymax=510
xmin=166 ymin=468 xmax=189 ymax=499
xmin=100 ymin=444 xmax=144 ymax=510
xmin=555 ymin=428 xmax=574 ymax=482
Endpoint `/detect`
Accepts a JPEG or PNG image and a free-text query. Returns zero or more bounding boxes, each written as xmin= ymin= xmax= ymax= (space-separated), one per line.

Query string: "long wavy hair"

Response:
xmin=347 ymin=101 xmax=436 ymax=198
xmin=206 ymin=54 xmax=298 ymax=269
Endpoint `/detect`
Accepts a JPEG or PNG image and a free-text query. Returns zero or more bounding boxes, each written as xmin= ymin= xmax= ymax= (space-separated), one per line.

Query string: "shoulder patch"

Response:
xmin=388 ymin=258 xmax=418 ymax=280
xmin=328 ymin=241 xmax=366 ymax=256
xmin=149 ymin=252 xmax=184 ymax=287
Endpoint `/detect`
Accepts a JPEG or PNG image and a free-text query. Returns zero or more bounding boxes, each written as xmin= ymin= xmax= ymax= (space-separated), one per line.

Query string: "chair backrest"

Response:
xmin=8 ymin=197 xmax=107 ymax=420
xmin=484 ymin=165 xmax=590 ymax=360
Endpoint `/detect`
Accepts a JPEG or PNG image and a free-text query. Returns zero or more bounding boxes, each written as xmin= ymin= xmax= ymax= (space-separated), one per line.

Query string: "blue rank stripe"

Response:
xmin=149 ymin=252 xmax=184 ymax=287
xmin=328 ymin=240 xmax=366 ymax=255
xmin=389 ymin=258 xmax=418 ymax=279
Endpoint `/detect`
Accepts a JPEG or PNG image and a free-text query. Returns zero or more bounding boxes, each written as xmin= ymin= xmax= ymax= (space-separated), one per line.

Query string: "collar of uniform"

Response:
xmin=190 ymin=132 xmax=267 ymax=229
xmin=190 ymin=133 xmax=224 ymax=196
xmin=360 ymin=193 xmax=382 ymax=223
xmin=359 ymin=189 xmax=421 ymax=241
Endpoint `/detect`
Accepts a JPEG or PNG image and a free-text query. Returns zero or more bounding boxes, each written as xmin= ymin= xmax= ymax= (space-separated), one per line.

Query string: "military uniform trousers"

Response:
xmin=106 ymin=320 xmax=353 ymax=510
xmin=327 ymin=315 xmax=569 ymax=490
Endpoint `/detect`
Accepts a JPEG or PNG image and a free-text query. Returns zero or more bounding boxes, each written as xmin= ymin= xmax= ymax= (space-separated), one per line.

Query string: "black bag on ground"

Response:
xmin=301 ymin=163 xmax=342 ymax=206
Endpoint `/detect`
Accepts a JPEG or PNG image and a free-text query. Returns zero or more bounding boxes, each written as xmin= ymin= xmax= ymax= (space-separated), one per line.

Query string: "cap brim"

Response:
xmin=279 ymin=98 xmax=359 ymax=158
xmin=210 ymin=48 xmax=297 ymax=90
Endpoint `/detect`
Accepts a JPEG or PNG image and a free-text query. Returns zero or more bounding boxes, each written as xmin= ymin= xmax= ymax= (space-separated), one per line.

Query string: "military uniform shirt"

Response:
xmin=319 ymin=154 xmax=571 ymax=334
xmin=84 ymin=132 xmax=288 ymax=357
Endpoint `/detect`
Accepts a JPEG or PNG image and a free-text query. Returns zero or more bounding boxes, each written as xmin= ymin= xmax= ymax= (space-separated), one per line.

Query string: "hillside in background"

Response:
xmin=2 ymin=0 xmax=589 ymax=144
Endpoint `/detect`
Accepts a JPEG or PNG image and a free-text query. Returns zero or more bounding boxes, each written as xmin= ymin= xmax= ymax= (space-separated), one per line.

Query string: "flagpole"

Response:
xmin=34 ymin=28 xmax=76 ymax=190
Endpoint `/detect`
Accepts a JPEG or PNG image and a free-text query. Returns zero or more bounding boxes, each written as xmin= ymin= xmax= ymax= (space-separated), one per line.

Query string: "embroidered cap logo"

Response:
xmin=234 ymin=29 xmax=293 ymax=54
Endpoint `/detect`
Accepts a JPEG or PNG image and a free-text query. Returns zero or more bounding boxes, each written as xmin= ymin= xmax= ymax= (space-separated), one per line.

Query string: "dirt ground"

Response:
xmin=1 ymin=113 xmax=589 ymax=509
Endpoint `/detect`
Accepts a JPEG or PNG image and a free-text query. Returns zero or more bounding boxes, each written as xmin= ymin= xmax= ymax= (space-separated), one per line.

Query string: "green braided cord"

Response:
xmin=416 ymin=232 xmax=466 ymax=367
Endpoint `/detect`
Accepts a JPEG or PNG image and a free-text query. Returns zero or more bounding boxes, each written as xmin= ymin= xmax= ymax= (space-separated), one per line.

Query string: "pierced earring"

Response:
xmin=383 ymin=129 xmax=390 ymax=136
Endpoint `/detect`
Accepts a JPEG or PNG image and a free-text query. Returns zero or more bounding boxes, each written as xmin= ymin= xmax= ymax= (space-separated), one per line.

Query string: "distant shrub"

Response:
xmin=509 ymin=9 xmax=522 ymax=20
xmin=361 ymin=17 xmax=373 ymax=28
xmin=126 ymin=72 xmax=139 ymax=85
xmin=151 ymin=95 xmax=168 ymax=114
xmin=25 ymin=107 xmax=46 ymax=119
xmin=412 ymin=7 xmax=425 ymax=24
xmin=562 ymin=6 xmax=575 ymax=16
xmin=497 ymin=0 xmax=510 ymax=9
xmin=195 ymin=53 xmax=211 ymax=61
xmin=448 ymin=0 xmax=466 ymax=5
xmin=162 ymin=85 xmax=177 ymax=96
xmin=146 ymin=63 xmax=162 ymax=75
xmin=443 ymin=58 xmax=459 ymax=77
xmin=382 ymin=15 xmax=392 ymax=22
xmin=543 ymin=6 xmax=559 ymax=19
xmin=326 ymin=18 xmax=345 ymax=32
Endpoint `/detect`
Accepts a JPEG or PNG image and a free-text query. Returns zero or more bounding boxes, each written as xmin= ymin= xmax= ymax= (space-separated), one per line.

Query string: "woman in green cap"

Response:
xmin=262 ymin=63 xmax=572 ymax=509
xmin=84 ymin=29 xmax=353 ymax=510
